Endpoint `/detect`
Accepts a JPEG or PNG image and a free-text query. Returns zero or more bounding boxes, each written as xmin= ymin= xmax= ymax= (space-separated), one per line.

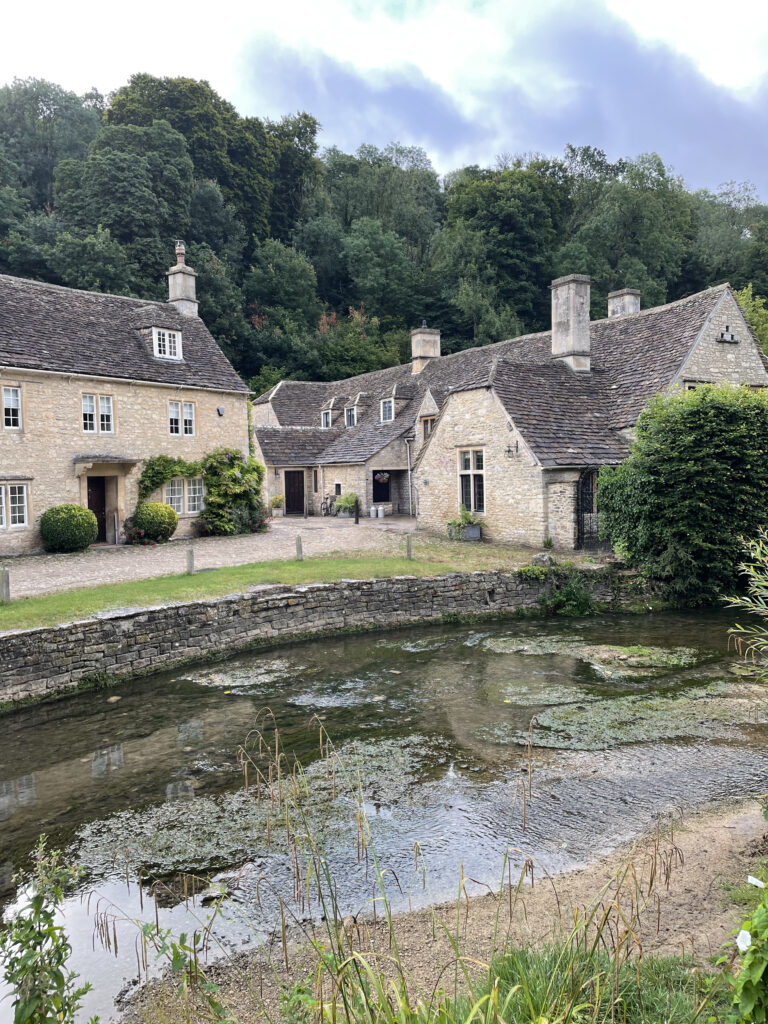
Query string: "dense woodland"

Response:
xmin=3 ymin=74 xmax=768 ymax=395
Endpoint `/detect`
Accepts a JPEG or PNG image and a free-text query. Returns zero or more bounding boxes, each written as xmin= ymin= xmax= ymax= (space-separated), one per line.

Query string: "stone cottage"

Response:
xmin=253 ymin=274 xmax=768 ymax=547
xmin=0 ymin=244 xmax=249 ymax=554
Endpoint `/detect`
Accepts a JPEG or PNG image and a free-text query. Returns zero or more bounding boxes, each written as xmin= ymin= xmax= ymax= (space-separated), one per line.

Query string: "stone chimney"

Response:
xmin=607 ymin=288 xmax=641 ymax=318
xmin=167 ymin=240 xmax=198 ymax=317
xmin=411 ymin=321 xmax=441 ymax=374
xmin=551 ymin=274 xmax=591 ymax=372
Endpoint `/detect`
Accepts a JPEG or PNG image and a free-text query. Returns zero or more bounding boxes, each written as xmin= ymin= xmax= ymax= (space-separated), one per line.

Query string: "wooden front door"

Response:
xmin=87 ymin=476 xmax=107 ymax=542
xmin=284 ymin=471 xmax=305 ymax=516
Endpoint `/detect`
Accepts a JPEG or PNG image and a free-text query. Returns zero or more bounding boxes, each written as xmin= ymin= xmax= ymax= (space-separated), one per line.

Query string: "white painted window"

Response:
xmin=165 ymin=478 xmax=184 ymax=514
xmin=458 ymin=448 xmax=485 ymax=514
xmin=82 ymin=393 xmax=96 ymax=432
xmin=187 ymin=477 xmax=205 ymax=513
xmin=9 ymin=484 xmax=28 ymax=526
xmin=345 ymin=407 xmax=356 ymax=427
xmin=153 ymin=327 xmax=182 ymax=360
xmin=380 ymin=398 xmax=394 ymax=422
xmin=3 ymin=386 xmax=21 ymax=429
xmin=99 ymin=395 xmax=114 ymax=433
xmin=321 ymin=410 xmax=331 ymax=428
xmin=169 ymin=400 xmax=181 ymax=435
xmin=183 ymin=402 xmax=195 ymax=436
xmin=0 ymin=487 xmax=4 ymax=527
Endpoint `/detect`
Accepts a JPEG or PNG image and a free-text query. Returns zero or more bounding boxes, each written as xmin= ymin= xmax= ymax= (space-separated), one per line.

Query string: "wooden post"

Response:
xmin=186 ymin=548 xmax=195 ymax=575
xmin=0 ymin=568 xmax=9 ymax=603
xmin=354 ymin=499 xmax=359 ymax=525
xmin=296 ymin=535 xmax=303 ymax=561
xmin=406 ymin=534 xmax=413 ymax=561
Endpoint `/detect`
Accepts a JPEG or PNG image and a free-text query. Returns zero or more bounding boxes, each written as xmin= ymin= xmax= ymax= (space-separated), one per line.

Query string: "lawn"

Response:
xmin=0 ymin=554 xmax=458 ymax=632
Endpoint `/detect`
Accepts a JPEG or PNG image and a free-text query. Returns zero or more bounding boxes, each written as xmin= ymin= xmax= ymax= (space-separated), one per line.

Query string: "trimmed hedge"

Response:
xmin=40 ymin=504 xmax=98 ymax=553
xmin=129 ymin=502 xmax=179 ymax=543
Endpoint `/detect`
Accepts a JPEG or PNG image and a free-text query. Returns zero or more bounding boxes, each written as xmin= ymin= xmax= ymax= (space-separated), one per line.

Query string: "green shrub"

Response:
xmin=270 ymin=494 xmax=284 ymax=509
xmin=599 ymin=385 xmax=768 ymax=606
xmin=40 ymin=504 xmax=98 ymax=553
xmin=194 ymin=448 xmax=267 ymax=536
xmin=334 ymin=492 xmax=358 ymax=512
xmin=129 ymin=502 xmax=178 ymax=543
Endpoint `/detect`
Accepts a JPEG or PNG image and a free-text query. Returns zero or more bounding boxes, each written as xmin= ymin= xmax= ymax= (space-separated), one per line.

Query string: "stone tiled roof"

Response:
xmin=0 ymin=274 xmax=248 ymax=393
xmin=253 ymin=284 xmax=732 ymax=468
xmin=254 ymin=426 xmax=342 ymax=465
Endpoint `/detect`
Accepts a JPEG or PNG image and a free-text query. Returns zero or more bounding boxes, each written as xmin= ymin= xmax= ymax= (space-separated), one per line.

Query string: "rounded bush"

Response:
xmin=40 ymin=504 xmax=98 ymax=553
xmin=132 ymin=501 xmax=179 ymax=542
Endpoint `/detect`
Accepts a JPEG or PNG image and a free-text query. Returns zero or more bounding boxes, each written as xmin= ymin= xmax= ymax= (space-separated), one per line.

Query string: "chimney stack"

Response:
xmin=607 ymin=288 xmax=641 ymax=318
xmin=411 ymin=321 xmax=441 ymax=374
xmin=551 ymin=274 xmax=591 ymax=372
xmin=167 ymin=240 xmax=198 ymax=317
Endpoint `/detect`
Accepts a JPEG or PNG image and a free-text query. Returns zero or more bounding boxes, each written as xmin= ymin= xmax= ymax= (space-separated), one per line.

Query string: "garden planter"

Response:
xmin=337 ymin=509 xmax=354 ymax=518
xmin=461 ymin=524 xmax=481 ymax=541
xmin=272 ymin=508 xmax=284 ymax=518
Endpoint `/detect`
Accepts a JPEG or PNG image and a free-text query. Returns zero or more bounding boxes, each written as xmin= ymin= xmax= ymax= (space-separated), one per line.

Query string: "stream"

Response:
xmin=1 ymin=609 xmax=768 ymax=1021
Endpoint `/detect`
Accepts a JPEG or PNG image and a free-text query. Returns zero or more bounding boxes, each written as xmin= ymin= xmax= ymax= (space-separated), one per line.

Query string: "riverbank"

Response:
xmin=122 ymin=798 xmax=768 ymax=1023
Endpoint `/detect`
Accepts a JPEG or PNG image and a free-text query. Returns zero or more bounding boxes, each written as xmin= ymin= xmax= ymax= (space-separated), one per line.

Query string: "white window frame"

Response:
xmin=8 ymin=484 xmax=28 ymax=527
xmin=153 ymin=327 xmax=183 ymax=360
xmin=458 ymin=448 xmax=485 ymax=514
xmin=3 ymin=386 xmax=21 ymax=430
xmin=187 ymin=477 xmax=205 ymax=513
xmin=345 ymin=407 xmax=356 ymax=427
xmin=183 ymin=401 xmax=195 ymax=436
xmin=380 ymin=398 xmax=394 ymax=423
xmin=321 ymin=410 xmax=331 ymax=429
xmin=169 ymin=400 xmax=181 ymax=436
xmin=165 ymin=478 xmax=184 ymax=514
xmin=0 ymin=487 xmax=5 ymax=528
xmin=99 ymin=395 xmax=114 ymax=434
xmin=82 ymin=393 xmax=96 ymax=433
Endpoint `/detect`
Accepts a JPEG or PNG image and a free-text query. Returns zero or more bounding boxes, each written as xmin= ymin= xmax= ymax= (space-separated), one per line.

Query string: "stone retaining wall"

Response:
xmin=0 ymin=567 xmax=638 ymax=707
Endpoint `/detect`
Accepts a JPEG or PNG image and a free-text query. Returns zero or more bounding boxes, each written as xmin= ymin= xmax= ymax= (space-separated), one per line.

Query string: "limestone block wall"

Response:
xmin=0 ymin=368 xmax=249 ymax=554
xmin=0 ymin=567 xmax=634 ymax=707
xmin=675 ymin=291 xmax=768 ymax=388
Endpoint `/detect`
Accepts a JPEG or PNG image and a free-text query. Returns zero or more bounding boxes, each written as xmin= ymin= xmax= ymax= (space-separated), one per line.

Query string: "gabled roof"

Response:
xmin=0 ymin=274 xmax=248 ymax=393
xmin=254 ymin=426 xmax=342 ymax=466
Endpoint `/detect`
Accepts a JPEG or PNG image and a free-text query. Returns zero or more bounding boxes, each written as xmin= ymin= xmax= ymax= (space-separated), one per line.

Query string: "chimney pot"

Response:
xmin=550 ymin=274 xmax=591 ymax=372
xmin=167 ymin=239 xmax=198 ymax=317
xmin=607 ymin=288 xmax=641 ymax=317
xmin=411 ymin=324 xmax=441 ymax=374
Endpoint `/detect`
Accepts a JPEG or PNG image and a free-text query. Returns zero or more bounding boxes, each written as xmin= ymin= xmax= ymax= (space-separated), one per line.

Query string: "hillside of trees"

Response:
xmin=2 ymin=74 xmax=768 ymax=394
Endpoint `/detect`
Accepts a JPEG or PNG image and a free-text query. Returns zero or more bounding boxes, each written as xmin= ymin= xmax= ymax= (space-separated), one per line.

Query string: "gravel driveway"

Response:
xmin=1 ymin=517 xmax=417 ymax=599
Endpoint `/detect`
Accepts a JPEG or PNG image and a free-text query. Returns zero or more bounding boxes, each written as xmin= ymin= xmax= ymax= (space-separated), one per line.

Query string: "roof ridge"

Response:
xmin=590 ymin=283 xmax=730 ymax=327
xmin=0 ymin=272 xmax=176 ymax=311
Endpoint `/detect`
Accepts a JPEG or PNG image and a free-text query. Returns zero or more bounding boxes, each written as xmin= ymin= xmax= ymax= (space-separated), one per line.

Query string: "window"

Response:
xmin=169 ymin=401 xmax=181 ymax=435
xmin=321 ymin=410 xmax=331 ymax=429
xmin=82 ymin=394 xmax=96 ymax=432
xmin=313 ymin=469 xmax=318 ymax=493
xmin=3 ymin=386 xmax=21 ymax=429
xmin=99 ymin=395 xmax=113 ymax=433
xmin=187 ymin=477 xmax=205 ymax=513
xmin=0 ymin=487 xmax=4 ymax=527
xmin=458 ymin=448 xmax=485 ymax=514
xmin=165 ymin=478 xmax=184 ymax=513
xmin=183 ymin=402 xmax=195 ymax=436
xmin=422 ymin=417 xmax=435 ymax=441
xmin=153 ymin=327 xmax=182 ymax=360
xmin=334 ymin=482 xmax=341 ymax=496
xmin=381 ymin=398 xmax=394 ymax=422
xmin=345 ymin=407 xmax=357 ymax=427
xmin=9 ymin=484 xmax=28 ymax=526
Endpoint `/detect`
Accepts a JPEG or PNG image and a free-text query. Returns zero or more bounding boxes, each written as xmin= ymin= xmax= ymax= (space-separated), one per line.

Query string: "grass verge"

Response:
xmin=0 ymin=555 xmax=456 ymax=632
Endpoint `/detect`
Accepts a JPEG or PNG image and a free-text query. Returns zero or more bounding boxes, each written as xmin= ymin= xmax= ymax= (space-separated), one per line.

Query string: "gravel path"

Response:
xmin=1 ymin=517 xmax=417 ymax=599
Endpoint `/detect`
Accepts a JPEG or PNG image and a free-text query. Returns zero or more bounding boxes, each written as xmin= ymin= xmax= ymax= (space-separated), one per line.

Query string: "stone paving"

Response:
xmin=1 ymin=516 xmax=417 ymax=599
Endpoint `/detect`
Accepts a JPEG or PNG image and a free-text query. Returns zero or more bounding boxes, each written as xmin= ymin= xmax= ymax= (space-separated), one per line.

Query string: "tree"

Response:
xmin=598 ymin=385 xmax=768 ymax=605
xmin=342 ymin=217 xmax=414 ymax=323
xmin=734 ymin=283 xmax=768 ymax=353
xmin=294 ymin=214 xmax=351 ymax=307
xmin=266 ymin=112 xmax=321 ymax=241
xmin=245 ymin=238 xmax=321 ymax=332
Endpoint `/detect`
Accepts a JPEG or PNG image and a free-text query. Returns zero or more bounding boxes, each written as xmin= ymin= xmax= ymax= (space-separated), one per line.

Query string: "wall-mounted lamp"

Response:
xmin=504 ymin=442 xmax=519 ymax=458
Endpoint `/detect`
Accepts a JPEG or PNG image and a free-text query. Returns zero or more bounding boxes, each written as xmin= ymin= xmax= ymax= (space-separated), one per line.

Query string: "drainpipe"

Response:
xmin=406 ymin=437 xmax=414 ymax=517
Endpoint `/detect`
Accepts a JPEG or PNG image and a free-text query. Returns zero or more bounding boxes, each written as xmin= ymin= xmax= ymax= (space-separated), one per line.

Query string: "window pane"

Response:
xmin=322 ymin=411 xmax=330 ymax=428
xmin=3 ymin=387 xmax=21 ymax=428
xmin=99 ymin=395 xmax=113 ymax=433
xmin=187 ymin=477 xmax=204 ymax=513
xmin=155 ymin=329 xmax=167 ymax=356
xmin=473 ymin=450 xmax=484 ymax=471
xmin=0 ymin=488 xmax=5 ymax=527
xmin=165 ymin=478 xmax=184 ymax=513
xmin=82 ymin=393 xmax=96 ymax=432
xmin=345 ymin=408 xmax=355 ymax=427
xmin=460 ymin=451 xmax=471 ymax=471
xmin=473 ymin=474 xmax=485 ymax=513
xmin=460 ymin=474 xmax=471 ymax=509
xmin=169 ymin=401 xmax=180 ymax=435
xmin=183 ymin=402 xmax=195 ymax=435
xmin=9 ymin=485 xmax=27 ymax=525
xmin=381 ymin=400 xmax=393 ymax=422
xmin=167 ymin=332 xmax=178 ymax=357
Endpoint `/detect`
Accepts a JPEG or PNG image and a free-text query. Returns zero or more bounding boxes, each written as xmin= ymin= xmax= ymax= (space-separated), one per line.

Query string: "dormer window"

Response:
xmin=153 ymin=327 xmax=183 ymax=360
xmin=345 ymin=407 xmax=356 ymax=427
xmin=321 ymin=410 xmax=331 ymax=429
xmin=380 ymin=398 xmax=394 ymax=423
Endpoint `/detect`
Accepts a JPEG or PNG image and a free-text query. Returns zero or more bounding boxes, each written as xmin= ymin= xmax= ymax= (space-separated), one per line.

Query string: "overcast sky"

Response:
xmin=6 ymin=0 xmax=768 ymax=194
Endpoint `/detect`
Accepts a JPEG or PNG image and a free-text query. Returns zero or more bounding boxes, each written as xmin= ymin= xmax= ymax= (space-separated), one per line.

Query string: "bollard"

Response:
xmin=406 ymin=534 xmax=413 ymax=561
xmin=296 ymin=534 xmax=303 ymax=561
xmin=354 ymin=499 xmax=359 ymax=525
xmin=186 ymin=548 xmax=195 ymax=575
xmin=0 ymin=568 xmax=9 ymax=603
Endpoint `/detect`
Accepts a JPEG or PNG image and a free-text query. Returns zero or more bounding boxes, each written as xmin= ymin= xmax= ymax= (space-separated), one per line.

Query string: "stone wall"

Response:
xmin=0 ymin=567 xmax=634 ymax=708
xmin=676 ymin=291 xmax=768 ymax=388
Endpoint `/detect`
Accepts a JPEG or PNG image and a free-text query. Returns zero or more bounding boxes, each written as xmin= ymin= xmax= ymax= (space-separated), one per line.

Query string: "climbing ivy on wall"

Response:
xmin=137 ymin=456 xmax=202 ymax=502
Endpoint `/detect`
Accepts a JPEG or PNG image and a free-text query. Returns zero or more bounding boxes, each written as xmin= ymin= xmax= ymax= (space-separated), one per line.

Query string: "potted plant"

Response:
xmin=334 ymin=492 xmax=358 ymax=518
xmin=447 ymin=504 xmax=482 ymax=541
xmin=270 ymin=495 xmax=284 ymax=518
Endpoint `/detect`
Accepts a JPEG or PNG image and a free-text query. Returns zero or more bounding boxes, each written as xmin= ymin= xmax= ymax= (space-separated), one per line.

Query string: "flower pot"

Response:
xmin=461 ymin=524 xmax=481 ymax=541
xmin=337 ymin=509 xmax=354 ymax=518
xmin=272 ymin=507 xmax=284 ymax=518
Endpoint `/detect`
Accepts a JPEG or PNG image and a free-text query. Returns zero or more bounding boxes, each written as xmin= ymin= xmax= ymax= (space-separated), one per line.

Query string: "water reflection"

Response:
xmin=91 ymin=745 xmax=124 ymax=778
xmin=0 ymin=773 xmax=37 ymax=821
